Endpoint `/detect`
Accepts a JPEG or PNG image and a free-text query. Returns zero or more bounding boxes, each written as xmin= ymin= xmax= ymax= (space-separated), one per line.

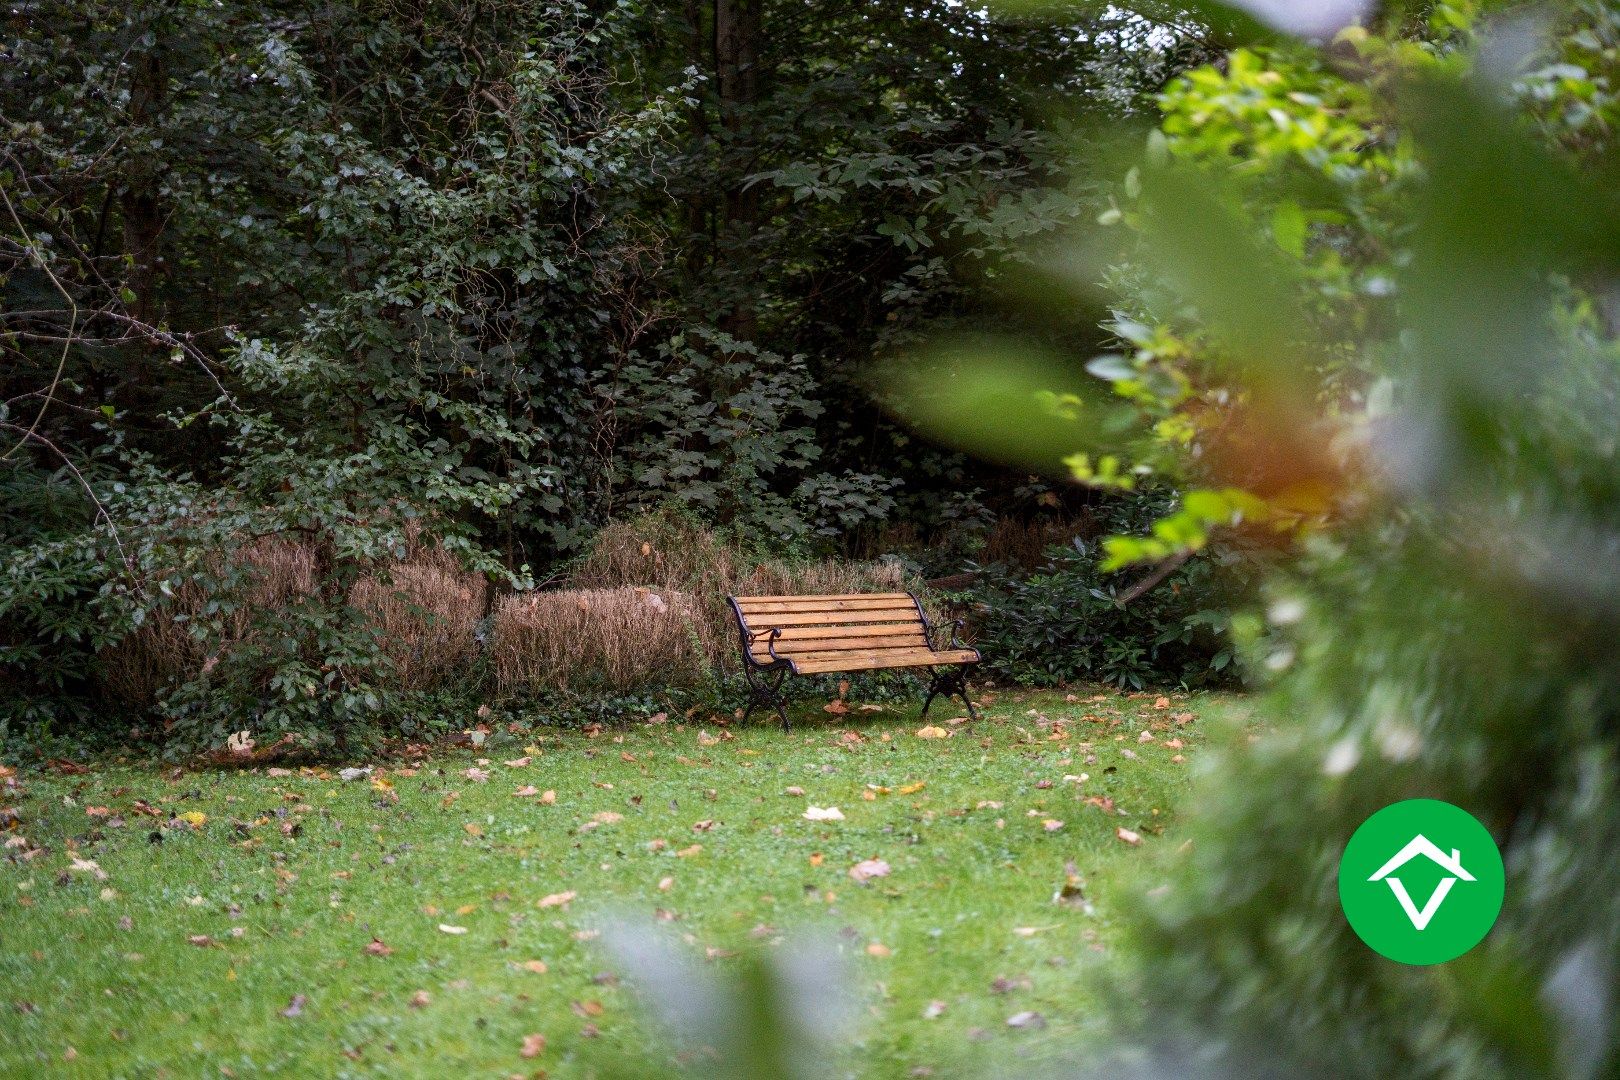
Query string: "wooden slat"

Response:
xmin=735 ymin=597 xmax=919 ymax=615
xmin=768 ymin=644 xmax=931 ymax=663
xmin=750 ymin=634 xmax=927 ymax=660
xmin=770 ymin=623 xmax=925 ymax=643
xmin=790 ymin=648 xmax=979 ymax=675
xmin=733 ymin=592 xmax=912 ymax=604
xmin=740 ymin=609 xmax=924 ymax=628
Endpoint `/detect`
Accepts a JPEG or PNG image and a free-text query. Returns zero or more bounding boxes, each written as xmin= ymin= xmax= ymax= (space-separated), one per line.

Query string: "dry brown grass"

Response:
xmin=981 ymin=515 xmax=1096 ymax=568
xmin=97 ymin=510 xmax=933 ymax=708
xmin=96 ymin=536 xmax=487 ymax=707
xmin=489 ymin=586 xmax=713 ymax=693
xmin=551 ymin=511 xmax=915 ymax=681
xmin=96 ymin=538 xmax=320 ymax=708
xmin=350 ymin=543 xmax=487 ymax=691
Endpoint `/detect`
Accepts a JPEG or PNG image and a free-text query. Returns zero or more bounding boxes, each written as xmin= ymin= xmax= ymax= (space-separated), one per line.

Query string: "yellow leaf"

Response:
xmin=915 ymin=726 xmax=949 ymax=739
xmin=898 ymin=782 xmax=926 ymax=795
xmin=178 ymin=811 xmax=207 ymax=827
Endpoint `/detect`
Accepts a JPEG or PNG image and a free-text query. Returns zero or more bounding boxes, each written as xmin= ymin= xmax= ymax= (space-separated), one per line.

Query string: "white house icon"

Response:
xmin=1367 ymin=834 xmax=1475 ymax=930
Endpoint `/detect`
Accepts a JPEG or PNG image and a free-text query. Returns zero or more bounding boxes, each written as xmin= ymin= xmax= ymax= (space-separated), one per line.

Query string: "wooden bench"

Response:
xmin=726 ymin=592 xmax=980 ymax=730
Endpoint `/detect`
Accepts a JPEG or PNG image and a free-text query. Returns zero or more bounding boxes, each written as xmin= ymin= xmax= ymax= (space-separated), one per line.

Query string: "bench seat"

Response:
xmin=727 ymin=592 xmax=979 ymax=729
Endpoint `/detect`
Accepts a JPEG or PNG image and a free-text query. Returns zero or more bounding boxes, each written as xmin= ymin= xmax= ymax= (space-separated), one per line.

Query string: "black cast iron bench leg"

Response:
xmin=921 ymin=666 xmax=978 ymax=721
xmin=742 ymin=665 xmax=791 ymax=732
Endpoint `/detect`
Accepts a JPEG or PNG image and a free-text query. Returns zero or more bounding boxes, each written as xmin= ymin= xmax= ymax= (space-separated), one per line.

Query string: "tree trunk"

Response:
xmin=121 ymin=48 xmax=166 ymax=323
xmin=712 ymin=0 xmax=762 ymax=340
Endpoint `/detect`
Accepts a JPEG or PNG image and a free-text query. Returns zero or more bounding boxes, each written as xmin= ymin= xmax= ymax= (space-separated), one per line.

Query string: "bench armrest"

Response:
xmin=746 ymin=626 xmax=785 ymax=663
xmin=927 ymin=617 xmax=967 ymax=651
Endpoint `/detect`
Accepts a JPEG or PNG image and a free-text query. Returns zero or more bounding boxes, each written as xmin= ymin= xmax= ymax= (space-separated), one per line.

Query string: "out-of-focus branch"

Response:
xmin=1114 ymin=548 xmax=1193 ymax=607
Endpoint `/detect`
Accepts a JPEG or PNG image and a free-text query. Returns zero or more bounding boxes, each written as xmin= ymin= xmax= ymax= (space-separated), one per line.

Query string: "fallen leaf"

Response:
xmin=591 ymin=811 xmax=623 ymax=825
xmin=188 ymin=935 xmax=214 ymax=947
xmin=520 ymin=1033 xmax=546 ymax=1059
xmin=1042 ymin=819 xmax=1065 ymax=832
xmin=338 ymin=767 xmax=371 ymax=781
xmin=504 ymin=757 xmax=531 ymax=768
xmin=409 ymin=990 xmax=431 ymax=1008
xmin=522 ymin=960 xmax=548 ymax=973
xmin=915 ymin=725 xmax=949 ymax=739
xmin=803 ymin=806 xmax=844 ymax=821
xmin=849 ymin=858 xmax=891 ymax=884
xmin=657 ymin=876 xmax=674 ymax=891
xmin=1153 ymin=696 xmax=1170 ymax=709
xmin=923 ymin=1000 xmax=947 ymax=1019
xmin=824 ymin=699 xmax=850 ymax=715
xmin=364 ymin=938 xmax=393 ymax=957
xmin=675 ymin=844 xmax=703 ymax=858
xmin=809 ymin=852 xmax=823 ymax=867
xmin=540 ymin=790 xmax=557 ymax=805
xmin=177 ymin=811 xmax=207 ymax=828
xmin=1006 ymin=1010 xmax=1046 ymax=1030
xmin=463 ymin=822 xmax=483 ymax=838
xmin=280 ymin=994 xmax=306 ymax=1018
xmin=514 ymin=785 xmax=539 ymax=797
xmin=538 ymin=891 xmax=576 ymax=909
xmin=69 ymin=857 xmax=108 ymax=881
xmin=85 ymin=806 xmax=111 ymax=818
xmin=691 ymin=819 xmax=716 ymax=832
xmin=866 ymin=942 xmax=891 ymax=957
xmin=437 ymin=924 xmax=469 ymax=935
xmin=1116 ymin=827 xmax=1142 ymax=846
xmin=784 ymin=786 xmax=805 ymax=797
xmin=463 ymin=768 xmax=490 ymax=783
xmin=898 ymin=782 xmax=926 ymax=795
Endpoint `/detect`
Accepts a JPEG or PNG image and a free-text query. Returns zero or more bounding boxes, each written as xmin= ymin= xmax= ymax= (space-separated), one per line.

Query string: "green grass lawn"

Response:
xmin=1 ymin=686 xmax=1247 ymax=1078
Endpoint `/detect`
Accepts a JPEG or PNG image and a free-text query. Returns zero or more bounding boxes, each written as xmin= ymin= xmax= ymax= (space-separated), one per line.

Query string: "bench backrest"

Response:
xmin=728 ymin=592 xmax=929 ymax=666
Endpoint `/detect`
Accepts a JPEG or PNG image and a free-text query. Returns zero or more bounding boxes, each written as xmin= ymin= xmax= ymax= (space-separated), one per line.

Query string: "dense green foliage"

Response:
xmin=1 ymin=1 xmax=1223 ymax=748
xmin=959 ymin=538 xmax=1241 ymax=690
xmin=1037 ymin=3 xmax=1620 ymax=1077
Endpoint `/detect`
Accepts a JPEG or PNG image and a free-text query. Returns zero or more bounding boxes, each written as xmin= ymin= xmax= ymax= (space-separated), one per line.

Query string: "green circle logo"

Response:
xmin=1338 ymin=799 xmax=1504 ymax=965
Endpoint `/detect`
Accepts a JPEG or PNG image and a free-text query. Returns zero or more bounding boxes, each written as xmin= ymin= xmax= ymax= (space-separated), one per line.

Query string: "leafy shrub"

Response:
xmin=956 ymin=535 xmax=1247 ymax=690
